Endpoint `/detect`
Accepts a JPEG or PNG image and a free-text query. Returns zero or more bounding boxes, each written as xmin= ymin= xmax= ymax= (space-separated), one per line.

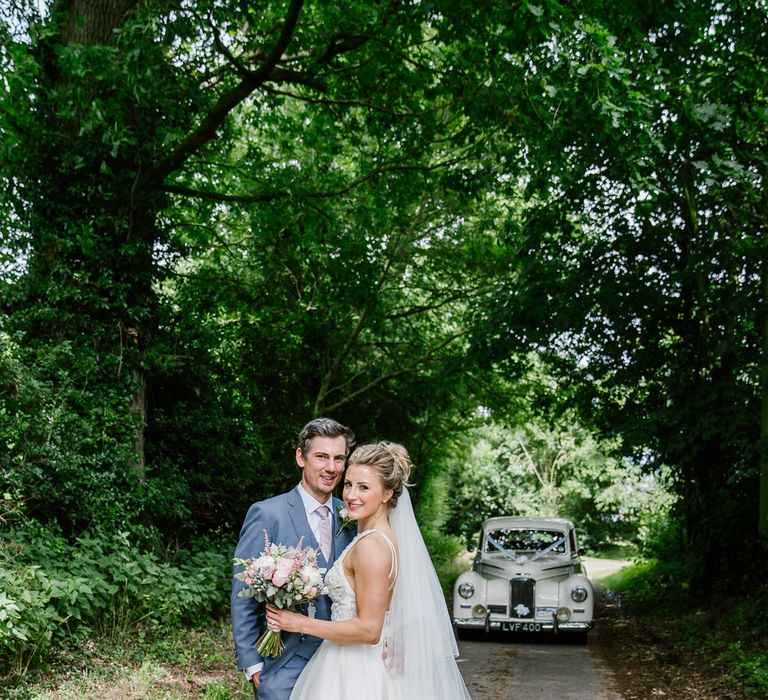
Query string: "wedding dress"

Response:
xmin=290 ymin=489 xmax=471 ymax=700
xmin=289 ymin=528 xmax=393 ymax=699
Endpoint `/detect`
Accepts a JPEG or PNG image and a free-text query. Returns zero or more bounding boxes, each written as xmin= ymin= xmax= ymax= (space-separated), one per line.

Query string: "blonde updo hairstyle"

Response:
xmin=347 ymin=441 xmax=412 ymax=508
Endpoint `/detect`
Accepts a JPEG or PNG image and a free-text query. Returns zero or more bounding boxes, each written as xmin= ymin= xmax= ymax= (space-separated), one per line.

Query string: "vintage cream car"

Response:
xmin=453 ymin=516 xmax=594 ymax=641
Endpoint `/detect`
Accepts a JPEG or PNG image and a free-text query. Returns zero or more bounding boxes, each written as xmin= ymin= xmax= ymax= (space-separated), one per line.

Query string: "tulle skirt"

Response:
xmin=290 ymin=638 xmax=386 ymax=700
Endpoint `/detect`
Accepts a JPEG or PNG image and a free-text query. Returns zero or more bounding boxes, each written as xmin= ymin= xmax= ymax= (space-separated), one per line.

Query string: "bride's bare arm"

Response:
xmin=267 ymin=534 xmax=393 ymax=645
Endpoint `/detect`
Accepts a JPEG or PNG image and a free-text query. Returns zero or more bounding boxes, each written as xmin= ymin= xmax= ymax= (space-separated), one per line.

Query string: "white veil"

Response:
xmin=385 ymin=488 xmax=472 ymax=699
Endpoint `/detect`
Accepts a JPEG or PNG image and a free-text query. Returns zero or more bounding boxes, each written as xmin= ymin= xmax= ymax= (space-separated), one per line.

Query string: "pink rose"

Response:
xmin=272 ymin=557 xmax=294 ymax=587
xmin=254 ymin=554 xmax=275 ymax=580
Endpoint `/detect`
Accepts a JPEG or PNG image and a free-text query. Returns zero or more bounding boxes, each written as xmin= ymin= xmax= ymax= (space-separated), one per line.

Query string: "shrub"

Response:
xmin=603 ymin=556 xmax=768 ymax=698
xmin=721 ymin=643 xmax=768 ymax=697
xmin=0 ymin=523 xmax=231 ymax=679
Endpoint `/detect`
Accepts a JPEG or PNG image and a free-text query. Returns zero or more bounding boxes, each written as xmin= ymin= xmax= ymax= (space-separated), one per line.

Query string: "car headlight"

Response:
xmin=458 ymin=582 xmax=475 ymax=599
xmin=570 ymin=586 xmax=588 ymax=603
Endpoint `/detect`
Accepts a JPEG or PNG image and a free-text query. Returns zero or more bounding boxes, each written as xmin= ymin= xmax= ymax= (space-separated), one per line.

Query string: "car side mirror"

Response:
xmin=577 ymin=547 xmax=585 ymax=556
xmin=467 ymin=544 xmax=475 ymax=553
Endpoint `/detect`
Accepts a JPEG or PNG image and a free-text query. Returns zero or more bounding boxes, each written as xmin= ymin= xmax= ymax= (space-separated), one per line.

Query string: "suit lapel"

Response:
xmin=329 ymin=499 xmax=340 ymax=562
xmin=330 ymin=496 xmax=354 ymax=563
xmin=286 ymin=486 xmax=318 ymax=551
xmin=286 ymin=487 xmax=354 ymax=567
xmin=287 ymin=485 xmax=341 ymax=568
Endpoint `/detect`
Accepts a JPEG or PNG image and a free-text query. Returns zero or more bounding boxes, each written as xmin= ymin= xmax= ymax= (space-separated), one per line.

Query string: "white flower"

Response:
xmin=301 ymin=564 xmax=322 ymax=588
xmin=336 ymin=506 xmax=355 ymax=538
xmin=254 ymin=554 xmax=275 ymax=569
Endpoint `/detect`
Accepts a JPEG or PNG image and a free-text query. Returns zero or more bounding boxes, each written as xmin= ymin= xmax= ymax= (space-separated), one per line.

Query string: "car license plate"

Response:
xmin=504 ymin=622 xmax=542 ymax=632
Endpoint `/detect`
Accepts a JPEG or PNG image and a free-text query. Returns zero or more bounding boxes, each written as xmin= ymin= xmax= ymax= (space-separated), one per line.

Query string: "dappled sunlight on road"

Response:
xmin=582 ymin=556 xmax=634 ymax=583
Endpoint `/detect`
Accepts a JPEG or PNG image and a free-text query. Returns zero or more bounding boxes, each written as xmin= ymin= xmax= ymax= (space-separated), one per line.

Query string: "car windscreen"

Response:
xmin=484 ymin=528 xmax=567 ymax=554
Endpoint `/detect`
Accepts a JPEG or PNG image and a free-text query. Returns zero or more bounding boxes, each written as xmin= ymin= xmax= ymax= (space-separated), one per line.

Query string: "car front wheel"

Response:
xmin=565 ymin=631 xmax=588 ymax=645
xmin=456 ymin=627 xmax=479 ymax=641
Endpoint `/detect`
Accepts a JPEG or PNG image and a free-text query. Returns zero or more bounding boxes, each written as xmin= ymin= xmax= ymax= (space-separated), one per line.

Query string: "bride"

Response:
xmin=266 ymin=441 xmax=471 ymax=699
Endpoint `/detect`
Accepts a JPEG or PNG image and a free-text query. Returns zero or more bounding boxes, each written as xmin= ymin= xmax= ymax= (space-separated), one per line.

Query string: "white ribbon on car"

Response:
xmin=484 ymin=533 xmax=522 ymax=562
xmin=484 ymin=533 xmax=567 ymax=565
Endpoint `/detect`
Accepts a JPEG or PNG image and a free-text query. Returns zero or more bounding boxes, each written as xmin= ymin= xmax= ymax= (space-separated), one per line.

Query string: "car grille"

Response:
xmin=509 ymin=577 xmax=534 ymax=618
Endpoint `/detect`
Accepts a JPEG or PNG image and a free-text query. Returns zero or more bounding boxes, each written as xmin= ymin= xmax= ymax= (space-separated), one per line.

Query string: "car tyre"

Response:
xmin=456 ymin=627 xmax=477 ymax=641
xmin=568 ymin=631 xmax=588 ymax=645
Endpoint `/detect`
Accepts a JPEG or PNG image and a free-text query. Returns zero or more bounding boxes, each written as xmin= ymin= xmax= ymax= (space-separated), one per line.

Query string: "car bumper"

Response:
xmin=454 ymin=617 xmax=593 ymax=633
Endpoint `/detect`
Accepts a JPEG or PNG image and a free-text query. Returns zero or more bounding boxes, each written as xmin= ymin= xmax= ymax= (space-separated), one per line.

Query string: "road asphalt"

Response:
xmin=457 ymin=557 xmax=632 ymax=700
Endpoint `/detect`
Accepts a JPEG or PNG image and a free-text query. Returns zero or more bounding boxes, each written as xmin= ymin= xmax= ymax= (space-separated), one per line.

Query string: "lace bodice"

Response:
xmin=325 ymin=530 xmax=396 ymax=622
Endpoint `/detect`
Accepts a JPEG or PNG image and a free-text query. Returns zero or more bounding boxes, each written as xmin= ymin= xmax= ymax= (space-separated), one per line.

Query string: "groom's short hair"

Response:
xmin=295 ymin=417 xmax=355 ymax=457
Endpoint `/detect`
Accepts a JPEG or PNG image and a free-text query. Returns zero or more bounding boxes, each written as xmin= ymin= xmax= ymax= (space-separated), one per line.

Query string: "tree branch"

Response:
xmin=162 ymin=184 xmax=289 ymax=203
xmin=318 ymin=331 xmax=468 ymax=414
xmin=386 ymin=292 xmax=475 ymax=320
xmin=161 ymin=155 xmax=460 ymax=203
xmin=262 ymin=85 xmax=433 ymax=117
xmin=212 ymin=27 xmax=252 ymax=80
xmin=137 ymin=0 xmax=305 ymax=192
xmin=268 ymin=67 xmax=327 ymax=91
xmin=518 ymin=438 xmax=546 ymax=489
xmin=313 ymin=228 xmax=405 ymax=414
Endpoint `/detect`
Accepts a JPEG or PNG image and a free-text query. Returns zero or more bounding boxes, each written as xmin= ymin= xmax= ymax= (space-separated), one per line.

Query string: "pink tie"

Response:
xmin=317 ymin=505 xmax=331 ymax=561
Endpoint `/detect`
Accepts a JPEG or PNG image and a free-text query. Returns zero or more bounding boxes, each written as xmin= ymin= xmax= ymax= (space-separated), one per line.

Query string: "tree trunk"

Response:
xmin=760 ymin=254 xmax=768 ymax=537
xmin=58 ymin=0 xmax=135 ymax=44
xmin=31 ymin=0 xmax=152 ymax=480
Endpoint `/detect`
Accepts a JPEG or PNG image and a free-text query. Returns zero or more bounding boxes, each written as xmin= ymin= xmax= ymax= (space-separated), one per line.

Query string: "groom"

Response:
xmin=231 ymin=417 xmax=357 ymax=699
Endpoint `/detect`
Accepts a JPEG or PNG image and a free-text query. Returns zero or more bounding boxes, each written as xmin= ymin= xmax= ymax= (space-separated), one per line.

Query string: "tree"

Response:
xmin=445 ymin=418 xmax=673 ymax=551
xmin=0 ymin=0 xmax=504 ymax=531
xmin=470 ymin=1 xmax=768 ymax=577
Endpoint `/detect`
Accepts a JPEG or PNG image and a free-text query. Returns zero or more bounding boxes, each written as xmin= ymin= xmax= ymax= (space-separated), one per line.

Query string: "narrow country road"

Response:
xmin=456 ymin=557 xmax=629 ymax=700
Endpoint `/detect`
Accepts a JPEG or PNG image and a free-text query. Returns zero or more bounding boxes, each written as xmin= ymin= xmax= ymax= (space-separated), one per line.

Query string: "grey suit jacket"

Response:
xmin=231 ymin=485 xmax=355 ymax=700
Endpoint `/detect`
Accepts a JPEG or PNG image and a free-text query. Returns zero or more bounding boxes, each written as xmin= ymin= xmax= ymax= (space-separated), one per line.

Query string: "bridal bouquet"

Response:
xmin=234 ymin=531 xmax=327 ymax=658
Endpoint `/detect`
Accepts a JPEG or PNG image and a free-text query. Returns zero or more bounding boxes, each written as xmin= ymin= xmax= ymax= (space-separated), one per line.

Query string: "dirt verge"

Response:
xmin=590 ymin=587 xmax=743 ymax=700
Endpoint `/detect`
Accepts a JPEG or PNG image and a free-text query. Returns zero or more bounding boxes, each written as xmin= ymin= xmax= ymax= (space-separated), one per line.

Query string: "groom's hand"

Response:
xmin=252 ymin=671 xmax=260 ymax=691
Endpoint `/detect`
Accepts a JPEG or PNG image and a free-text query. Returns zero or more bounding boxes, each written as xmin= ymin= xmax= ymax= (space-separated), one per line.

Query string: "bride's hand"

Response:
xmin=265 ymin=604 xmax=306 ymax=634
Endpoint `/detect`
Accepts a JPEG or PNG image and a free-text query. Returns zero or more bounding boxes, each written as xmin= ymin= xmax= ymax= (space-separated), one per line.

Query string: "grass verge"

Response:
xmin=0 ymin=619 xmax=250 ymax=700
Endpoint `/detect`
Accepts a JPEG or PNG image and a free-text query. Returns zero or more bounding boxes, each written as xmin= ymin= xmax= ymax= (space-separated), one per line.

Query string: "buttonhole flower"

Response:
xmin=335 ymin=506 xmax=355 ymax=538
